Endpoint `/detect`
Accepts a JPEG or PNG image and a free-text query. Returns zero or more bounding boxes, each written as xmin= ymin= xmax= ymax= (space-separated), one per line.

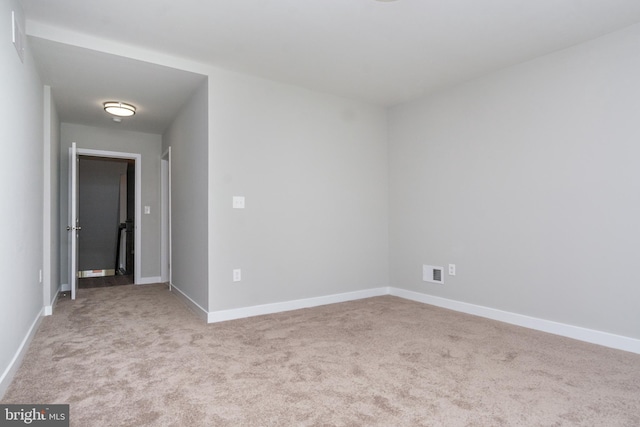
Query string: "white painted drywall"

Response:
xmin=388 ymin=23 xmax=640 ymax=339
xmin=162 ymin=80 xmax=209 ymax=309
xmin=59 ymin=123 xmax=162 ymax=282
xmin=207 ymin=70 xmax=389 ymax=311
xmin=19 ymin=13 xmax=390 ymax=317
xmin=0 ymin=0 xmax=45 ymax=396
xmin=43 ymin=85 xmax=60 ymax=309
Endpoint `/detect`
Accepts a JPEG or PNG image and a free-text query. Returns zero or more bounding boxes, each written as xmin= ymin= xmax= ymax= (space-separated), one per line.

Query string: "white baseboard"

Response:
xmin=137 ymin=276 xmax=162 ymax=285
xmin=43 ymin=287 xmax=61 ymax=316
xmin=170 ymin=284 xmax=208 ymax=322
xmin=0 ymin=308 xmax=44 ymax=399
xmin=207 ymin=287 xmax=390 ymax=323
xmin=195 ymin=286 xmax=638 ymax=353
xmin=389 ymin=287 xmax=640 ymax=355
xmin=62 ymin=279 xmax=638 ymax=354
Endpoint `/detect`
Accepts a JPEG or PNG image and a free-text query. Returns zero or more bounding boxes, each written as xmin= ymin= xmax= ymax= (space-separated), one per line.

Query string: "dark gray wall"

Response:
xmin=78 ymin=157 xmax=128 ymax=271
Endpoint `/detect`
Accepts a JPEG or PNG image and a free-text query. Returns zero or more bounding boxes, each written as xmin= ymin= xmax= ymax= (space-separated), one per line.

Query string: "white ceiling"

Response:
xmin=21 ymin=0 xmax=640 ymax=132
xmin=29 ymin=37 xmax=206 ymax=134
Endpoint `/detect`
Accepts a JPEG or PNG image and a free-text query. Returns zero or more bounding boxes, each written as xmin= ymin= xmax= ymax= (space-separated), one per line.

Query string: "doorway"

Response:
xmin=68 ymin=146 xmax=142 ymax=298
xmin=77 ymin=156 xmax=135 ymax=288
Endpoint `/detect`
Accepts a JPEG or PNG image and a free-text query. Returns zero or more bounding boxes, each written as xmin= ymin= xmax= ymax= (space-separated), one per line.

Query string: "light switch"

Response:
xmin=144 ymin=206 xmax=151 ymax=214
xmin=233 ymin=196 xmax=245 ymax=209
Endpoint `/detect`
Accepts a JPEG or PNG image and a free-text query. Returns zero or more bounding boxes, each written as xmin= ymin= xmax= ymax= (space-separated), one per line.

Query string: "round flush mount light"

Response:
xmin=103 ymin=101 xmax=136 ymax=117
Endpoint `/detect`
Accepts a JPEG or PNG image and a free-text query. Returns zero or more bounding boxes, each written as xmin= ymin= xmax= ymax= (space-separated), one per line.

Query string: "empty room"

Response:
xmin=1 ymin=0 xmax=639 ymax=425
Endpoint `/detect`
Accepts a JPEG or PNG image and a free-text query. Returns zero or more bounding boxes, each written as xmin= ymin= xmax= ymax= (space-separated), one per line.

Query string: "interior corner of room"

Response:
xmin=2 ymin=0 xmax=640 ymax=405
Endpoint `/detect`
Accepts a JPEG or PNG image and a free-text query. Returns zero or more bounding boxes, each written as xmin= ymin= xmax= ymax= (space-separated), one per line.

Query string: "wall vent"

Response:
xmin=423 ymin=264 xmax=444 ymax=284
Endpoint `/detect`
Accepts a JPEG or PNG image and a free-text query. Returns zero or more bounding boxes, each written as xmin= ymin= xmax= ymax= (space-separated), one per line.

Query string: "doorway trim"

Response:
xmin=161 ymin=147 xmax=172 ymax=289
xmin=76 ymin=147 xmax=142 ymax=285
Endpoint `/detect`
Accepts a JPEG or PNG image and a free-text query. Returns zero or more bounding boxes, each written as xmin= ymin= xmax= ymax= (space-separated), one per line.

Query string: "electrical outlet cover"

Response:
xmin=232 ymin=196 xmax=245 ymax=209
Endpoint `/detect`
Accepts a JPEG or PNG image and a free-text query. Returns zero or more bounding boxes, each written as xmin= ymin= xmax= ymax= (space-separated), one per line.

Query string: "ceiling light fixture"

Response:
xmin=103 ymin=101 xmax=136 ymax=117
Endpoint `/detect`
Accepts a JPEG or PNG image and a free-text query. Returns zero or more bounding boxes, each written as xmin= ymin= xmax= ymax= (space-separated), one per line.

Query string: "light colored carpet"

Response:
xmin=2 ymin=284 xmax=639 ymax=426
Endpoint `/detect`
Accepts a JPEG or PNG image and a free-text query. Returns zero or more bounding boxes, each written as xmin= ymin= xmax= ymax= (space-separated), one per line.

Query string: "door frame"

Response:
xmin=72 ymin=147 xmax=142 ymax=286
xmin=69 ymin=143 xmax=78 ymax=299
xmin=161 ymin=147 xmax=172 ymax=289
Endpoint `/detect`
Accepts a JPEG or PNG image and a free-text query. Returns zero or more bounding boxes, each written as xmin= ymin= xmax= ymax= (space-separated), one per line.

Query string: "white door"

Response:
xmin=68 ymin=142 xmax=80 ymax=299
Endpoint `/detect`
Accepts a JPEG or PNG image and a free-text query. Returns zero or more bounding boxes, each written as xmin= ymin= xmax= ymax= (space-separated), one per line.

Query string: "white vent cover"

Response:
xmin=423 ymin=264 xmax=444 ymax=284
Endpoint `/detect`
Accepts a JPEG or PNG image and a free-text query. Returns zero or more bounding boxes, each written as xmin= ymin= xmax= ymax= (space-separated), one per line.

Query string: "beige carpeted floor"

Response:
xmin=3 ymin=284 xmax=639 ymax=426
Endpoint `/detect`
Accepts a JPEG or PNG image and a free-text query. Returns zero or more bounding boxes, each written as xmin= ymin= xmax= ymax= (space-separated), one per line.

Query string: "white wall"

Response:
xmin=60 ymin=123 xmax=163 ymax=283
xmin=43 ymin=85 xmax=60 ymax=311
xmin=208 ymin=70 xmax=389 ymax=311
xmin=0 ymin=0 xmax=45 ymax=396
xmin=163 ymin=80 xmax=209 ymax=309
xmin=18 ymin=17 xmax=390 ymax=317
xmin=389 ymin=24 xmax=640 ymax=339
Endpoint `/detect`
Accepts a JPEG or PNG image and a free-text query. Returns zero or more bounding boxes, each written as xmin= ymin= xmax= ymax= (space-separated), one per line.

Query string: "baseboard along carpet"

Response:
xmin=2 ymin=284 xmax=639 ymax=426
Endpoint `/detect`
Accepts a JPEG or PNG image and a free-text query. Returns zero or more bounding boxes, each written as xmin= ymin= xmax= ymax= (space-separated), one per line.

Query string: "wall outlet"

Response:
xmin=232 ymin=196 xmax=245 ymax=209
xmin=233 ymin=269 xmax=242 ymax=282
xmin=448 ymin=264 xmax=456 ymax=276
